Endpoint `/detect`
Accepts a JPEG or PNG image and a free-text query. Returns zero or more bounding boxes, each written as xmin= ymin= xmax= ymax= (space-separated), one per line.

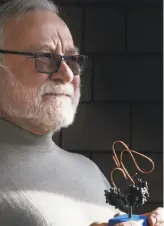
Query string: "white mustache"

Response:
xmin=37 ymin=82 xmax=74 ymax=98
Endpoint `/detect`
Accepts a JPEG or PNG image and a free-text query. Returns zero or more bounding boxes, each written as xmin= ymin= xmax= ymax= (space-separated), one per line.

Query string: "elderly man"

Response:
xmin=0 ymin=0 xmax=162 ymax=225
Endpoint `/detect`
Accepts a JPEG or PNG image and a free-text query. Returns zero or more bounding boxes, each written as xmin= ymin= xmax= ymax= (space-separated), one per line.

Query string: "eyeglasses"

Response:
xmin=0 ymin=49 xmax=88 ymax=76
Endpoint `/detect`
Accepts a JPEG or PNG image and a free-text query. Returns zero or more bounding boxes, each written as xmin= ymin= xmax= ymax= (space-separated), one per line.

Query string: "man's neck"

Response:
xmin=0 ymin=111 xmax=49 ymax=135
xmin=0 ymin=118 xmax=55 ymax=151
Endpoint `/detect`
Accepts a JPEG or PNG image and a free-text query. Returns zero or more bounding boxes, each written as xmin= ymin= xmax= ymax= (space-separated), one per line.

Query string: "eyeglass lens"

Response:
xmin=35 ymin=53 xmax=87 ymax=75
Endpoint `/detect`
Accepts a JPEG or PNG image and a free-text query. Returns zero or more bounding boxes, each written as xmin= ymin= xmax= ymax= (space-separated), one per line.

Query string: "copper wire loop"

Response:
xmin=111 ymin=141 xmax=155 ymax=188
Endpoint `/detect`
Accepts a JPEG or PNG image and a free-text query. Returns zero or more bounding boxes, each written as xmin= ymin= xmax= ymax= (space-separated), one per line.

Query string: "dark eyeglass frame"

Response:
xmin=0 ymin=49 xmax=88 ymax=76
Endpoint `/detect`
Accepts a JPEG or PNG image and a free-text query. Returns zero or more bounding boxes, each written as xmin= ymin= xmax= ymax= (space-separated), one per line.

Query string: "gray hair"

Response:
xmin=0 ymin=0 xmax=59 ymax=61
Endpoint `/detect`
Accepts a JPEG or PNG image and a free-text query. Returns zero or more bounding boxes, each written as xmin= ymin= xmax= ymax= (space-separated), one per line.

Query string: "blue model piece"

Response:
xmin=108 ymin=214 xmax=148 ymax=226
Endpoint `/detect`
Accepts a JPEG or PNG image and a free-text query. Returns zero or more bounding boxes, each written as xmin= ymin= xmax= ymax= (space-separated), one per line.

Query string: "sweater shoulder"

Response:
xmin=58 ymin=147 xmax=111 ymax=190
xmin=58 ymin=147 xmax=97 ymax=169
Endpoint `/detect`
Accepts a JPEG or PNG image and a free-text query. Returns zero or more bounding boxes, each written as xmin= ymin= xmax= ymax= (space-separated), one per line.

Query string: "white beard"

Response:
xmin=0 ymin=69 xmax=80 ymax=132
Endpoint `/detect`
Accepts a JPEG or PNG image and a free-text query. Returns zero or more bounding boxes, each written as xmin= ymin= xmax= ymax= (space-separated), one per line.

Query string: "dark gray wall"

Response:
xmin=53 ymin=0 xmax=163 ymax=214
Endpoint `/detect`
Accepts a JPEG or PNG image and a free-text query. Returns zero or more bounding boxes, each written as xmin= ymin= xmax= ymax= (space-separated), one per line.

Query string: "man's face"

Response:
xmin=0 ymin=11 xmax=81 ymax=133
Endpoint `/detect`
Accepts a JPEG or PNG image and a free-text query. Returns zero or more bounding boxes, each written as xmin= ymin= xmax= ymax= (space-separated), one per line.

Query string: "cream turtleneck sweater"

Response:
xmin=0 ymin=119 xmax=117 ymax=226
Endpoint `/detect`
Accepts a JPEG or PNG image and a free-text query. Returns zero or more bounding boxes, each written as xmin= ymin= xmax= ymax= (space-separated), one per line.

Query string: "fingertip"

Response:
xmin=114 ymin=213 xmax=120 ymax=217
xmin=114 ymin=211 xmax=125 ymax=217
xmin=141 ymin=212 xmax=150 ymax=216
xmin=90 ymin=222 xmax=108 ymax=226
xmin=148 ymin=216 xmax=157 ymax=226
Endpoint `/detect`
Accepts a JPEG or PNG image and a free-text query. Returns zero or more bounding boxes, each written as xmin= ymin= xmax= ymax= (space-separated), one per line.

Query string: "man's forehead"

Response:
xmin=26 ymin=43 xmax=79 ymax=54
xmin=3 ymin=11 xmax=74 ymax=51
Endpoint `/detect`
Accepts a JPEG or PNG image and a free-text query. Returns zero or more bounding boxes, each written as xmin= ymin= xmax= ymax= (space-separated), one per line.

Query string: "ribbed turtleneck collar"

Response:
xmin=0 ymin=119 xmax=56 ymax=151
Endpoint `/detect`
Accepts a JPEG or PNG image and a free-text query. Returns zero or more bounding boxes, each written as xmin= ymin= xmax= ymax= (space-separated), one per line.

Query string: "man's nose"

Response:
xmin=49 ymin=60 xmax=74 ymax=83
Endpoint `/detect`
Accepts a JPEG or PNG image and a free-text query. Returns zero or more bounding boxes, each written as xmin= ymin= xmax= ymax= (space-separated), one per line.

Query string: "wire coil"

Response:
xmin=111 ymin=141 xmax=155 ymax=188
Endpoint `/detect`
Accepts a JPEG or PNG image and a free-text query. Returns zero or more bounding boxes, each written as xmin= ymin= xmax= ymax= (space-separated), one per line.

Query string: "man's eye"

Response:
xmin=39 ymin=54 xmax=51 ymax=62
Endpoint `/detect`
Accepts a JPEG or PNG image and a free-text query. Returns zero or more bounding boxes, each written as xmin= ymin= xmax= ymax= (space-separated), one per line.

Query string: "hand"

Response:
xmin=113 ymin=208 xmax=164 ymax=226
xmin=90 ymin=207 xmax=164 ymax=226
xmin=143 ymin=207 xmax=164 ymax=226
